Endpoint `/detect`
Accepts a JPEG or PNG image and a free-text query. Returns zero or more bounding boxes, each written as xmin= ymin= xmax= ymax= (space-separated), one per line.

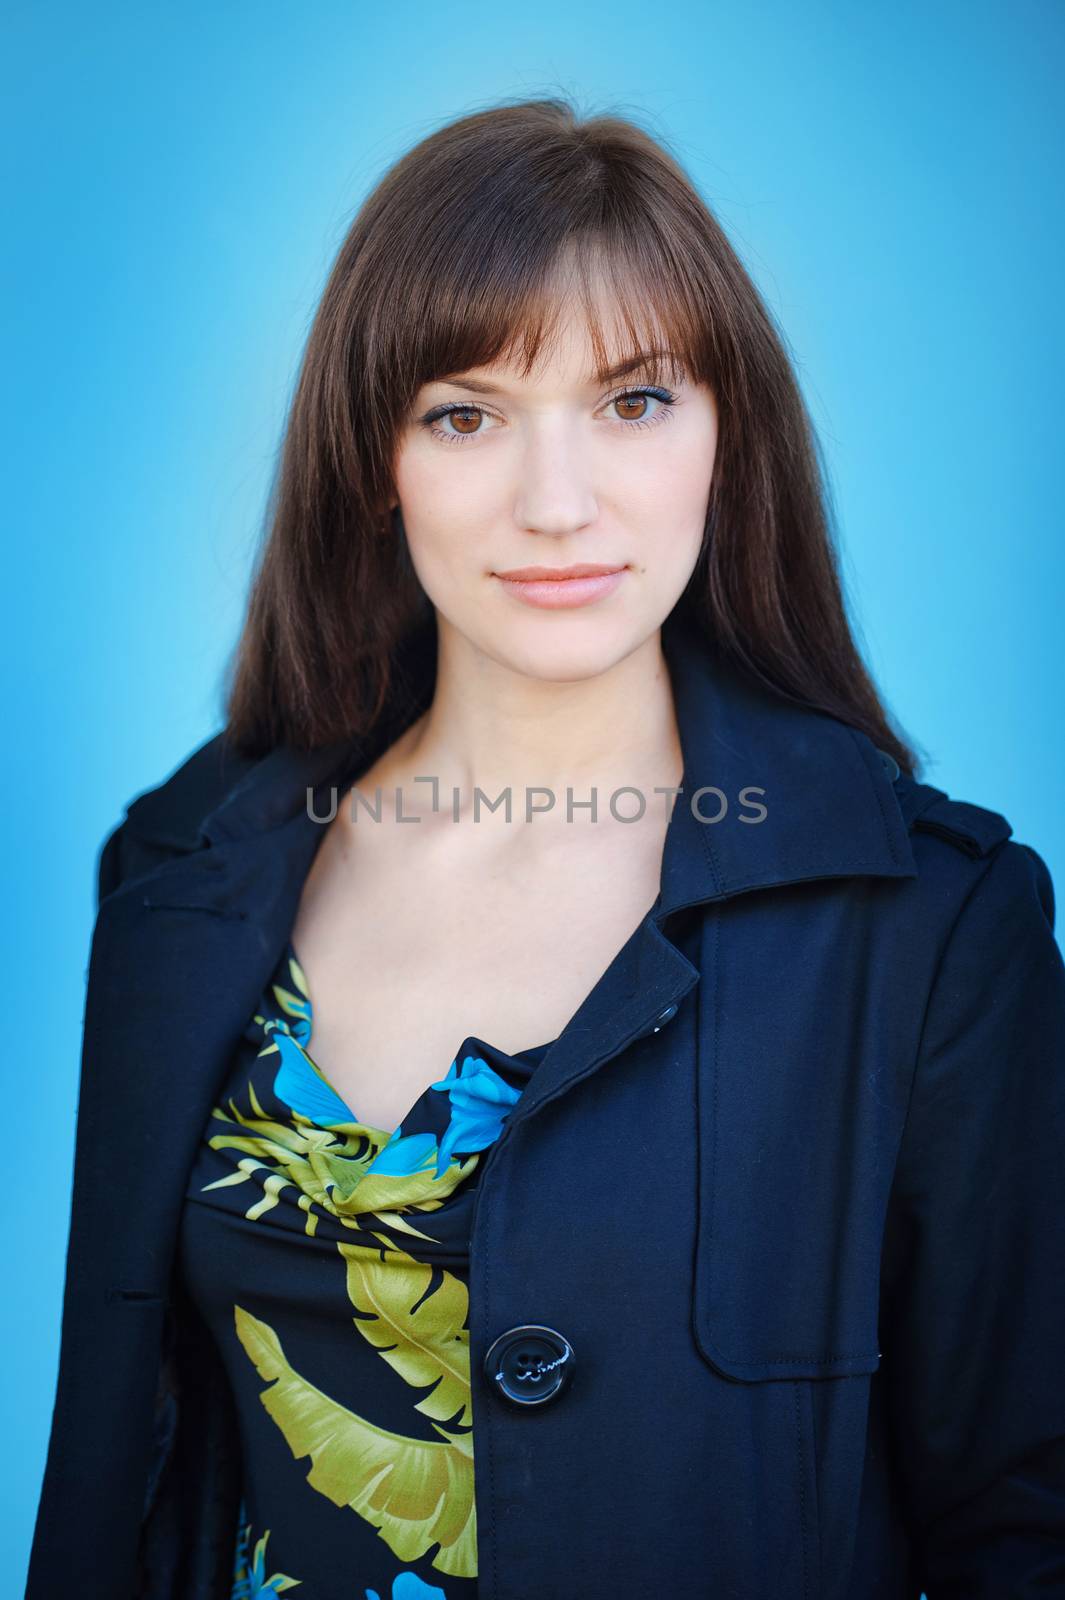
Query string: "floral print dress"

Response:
xmin=178 ymin=936 xmax=554 ymax=1600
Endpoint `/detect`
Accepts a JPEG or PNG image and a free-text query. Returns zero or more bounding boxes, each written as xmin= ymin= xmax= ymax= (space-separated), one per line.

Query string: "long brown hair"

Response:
xmin=223 ymin=95 xmax=920 ymax=777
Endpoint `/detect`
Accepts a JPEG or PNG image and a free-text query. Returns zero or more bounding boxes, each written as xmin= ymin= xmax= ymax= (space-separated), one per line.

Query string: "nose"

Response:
xmin=512 ymin=418 xmax=598 ymax=537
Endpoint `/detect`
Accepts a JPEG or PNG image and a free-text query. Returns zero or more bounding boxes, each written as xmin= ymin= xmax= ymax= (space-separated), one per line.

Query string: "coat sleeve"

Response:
xmin=879 ymin=837 xmax=1065 ymax=1595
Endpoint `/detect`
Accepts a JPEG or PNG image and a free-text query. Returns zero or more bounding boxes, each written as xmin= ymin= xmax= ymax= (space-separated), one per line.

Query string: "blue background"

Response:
xmin=6 ymin=1 xmax=1063 ymax=1584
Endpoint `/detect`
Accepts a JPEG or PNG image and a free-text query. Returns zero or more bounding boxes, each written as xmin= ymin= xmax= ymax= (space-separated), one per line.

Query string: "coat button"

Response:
xmin=875 ymin=747 xmax=901 ymax=781
xmin=652 ymin=1002 xmax=679 ymax=1032
xmin=483 ymin=1324 xmax=575 ymax=1406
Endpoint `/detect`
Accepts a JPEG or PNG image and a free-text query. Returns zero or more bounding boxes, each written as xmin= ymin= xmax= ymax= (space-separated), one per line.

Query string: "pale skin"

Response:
xmin=290 ymin=284 xmax=719 ymax=1132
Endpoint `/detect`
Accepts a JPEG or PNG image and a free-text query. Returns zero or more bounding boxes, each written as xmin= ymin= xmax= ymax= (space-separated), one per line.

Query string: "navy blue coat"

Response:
xmin=26 ymin=605 xmax=1065 ymax=1598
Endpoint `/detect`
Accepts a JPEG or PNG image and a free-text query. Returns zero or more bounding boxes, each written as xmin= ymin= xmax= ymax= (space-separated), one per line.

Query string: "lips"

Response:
xmin=493 ymin=564 xmax=627 ymax=581
xmin=492 ymin=564 xmax=629 ymax=610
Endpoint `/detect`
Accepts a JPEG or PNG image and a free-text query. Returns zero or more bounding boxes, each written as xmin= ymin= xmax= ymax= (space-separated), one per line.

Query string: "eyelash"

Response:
xmin=418 ymin=385 xmax=680 ymax=446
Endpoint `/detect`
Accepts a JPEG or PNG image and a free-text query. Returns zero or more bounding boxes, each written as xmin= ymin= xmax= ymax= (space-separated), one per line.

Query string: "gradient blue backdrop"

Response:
xmin=6 ymin=1 xmax=1063 ymax=1585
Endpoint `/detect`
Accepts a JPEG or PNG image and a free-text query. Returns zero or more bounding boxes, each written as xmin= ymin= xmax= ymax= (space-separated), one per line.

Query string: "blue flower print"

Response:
xmin=364 ymin=1128 xmax=442 ymax=1177
xmin=365 ymin=1571 xmax=448 ymax=1599
xmin=230 ymin=1508 xmax=300 ymax=1595
xmin=267 ymin=1020 xmax=356 ymax=1129
xmin=429 ymin=1054 xmax=523 ymax=1176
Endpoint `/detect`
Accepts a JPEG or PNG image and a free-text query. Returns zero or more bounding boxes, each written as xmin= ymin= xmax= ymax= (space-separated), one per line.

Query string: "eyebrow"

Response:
xmin=434 ymin=348 xmax=682 ymax=395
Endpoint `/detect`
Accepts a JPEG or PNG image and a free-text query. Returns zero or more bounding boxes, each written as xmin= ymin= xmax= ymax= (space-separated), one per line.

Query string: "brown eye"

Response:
xmin=419 ymin=400 xmax=500 ymax=444
xmin=448 ymin=406 xmax=483 ymax=435
xmin=613 ymin=392 xmax=649 ymax=421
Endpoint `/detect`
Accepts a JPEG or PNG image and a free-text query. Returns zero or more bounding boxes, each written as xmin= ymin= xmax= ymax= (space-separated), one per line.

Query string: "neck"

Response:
xmin=374 ymin=617 xmax=685 ymax=827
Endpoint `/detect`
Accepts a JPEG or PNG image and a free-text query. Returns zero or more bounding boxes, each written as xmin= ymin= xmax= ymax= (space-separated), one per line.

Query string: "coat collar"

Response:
xmin=120 ymin=600 xmax=916 ymax=919
xmin=656 ymin=603 xmax=916 ymax=915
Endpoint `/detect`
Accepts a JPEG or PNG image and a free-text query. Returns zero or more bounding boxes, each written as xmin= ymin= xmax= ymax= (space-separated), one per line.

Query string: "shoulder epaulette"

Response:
xmin=892 ymin=773 xmax=1013 ymax=859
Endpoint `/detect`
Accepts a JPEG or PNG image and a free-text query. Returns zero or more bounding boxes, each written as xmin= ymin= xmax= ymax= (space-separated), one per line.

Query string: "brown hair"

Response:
xmin=223 ymin=95 xmax=920 ymax=776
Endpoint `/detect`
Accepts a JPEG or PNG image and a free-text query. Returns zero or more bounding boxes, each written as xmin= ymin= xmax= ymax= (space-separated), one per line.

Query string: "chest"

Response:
xmin=287 ymin=812 xmax=670 ymax=1133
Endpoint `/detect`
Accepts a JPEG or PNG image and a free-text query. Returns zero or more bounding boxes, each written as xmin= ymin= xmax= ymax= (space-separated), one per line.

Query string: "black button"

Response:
xmin=876 ymin=747 xmax=901 ymax=781
xmin=652 ymin=1002 xmax=679 ymax=1032
xmin=484 ymin=1324 xmax=575 ymax=1406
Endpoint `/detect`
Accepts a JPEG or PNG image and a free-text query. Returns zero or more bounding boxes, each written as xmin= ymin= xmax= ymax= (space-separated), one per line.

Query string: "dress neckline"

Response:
xmin=279 ymin=935 xmax=554 ymax=1137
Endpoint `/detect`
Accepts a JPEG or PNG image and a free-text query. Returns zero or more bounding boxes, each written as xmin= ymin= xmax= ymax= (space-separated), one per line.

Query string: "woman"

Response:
xmin=28 ymin=98 xmax=1065 ymax=1600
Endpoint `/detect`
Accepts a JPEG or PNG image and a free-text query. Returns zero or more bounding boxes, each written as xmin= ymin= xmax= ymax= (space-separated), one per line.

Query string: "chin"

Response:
xmin=486 ymin=616 xmax=652 ymax=683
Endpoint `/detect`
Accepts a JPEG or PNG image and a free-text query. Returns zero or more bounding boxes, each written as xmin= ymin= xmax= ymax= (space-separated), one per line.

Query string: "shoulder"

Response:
xmin=888 ymin=764 xmax=1056 ymax=940
xmin=889 ymin=765 xmax=1012 ymax=859
xmin=97 ymin=729 xmax=255 ymax=904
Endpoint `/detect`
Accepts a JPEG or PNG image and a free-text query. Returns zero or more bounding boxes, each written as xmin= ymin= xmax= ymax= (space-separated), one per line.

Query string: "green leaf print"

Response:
xmin=233 ymin=1303 xmax=477 ymax=1579
xmin=339 ymin=1242 xmax=473 ymax=1427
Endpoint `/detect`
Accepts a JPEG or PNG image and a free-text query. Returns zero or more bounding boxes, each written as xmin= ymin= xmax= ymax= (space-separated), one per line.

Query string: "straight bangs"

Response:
xmin=377 ymin=226 xmax=717 ymax=416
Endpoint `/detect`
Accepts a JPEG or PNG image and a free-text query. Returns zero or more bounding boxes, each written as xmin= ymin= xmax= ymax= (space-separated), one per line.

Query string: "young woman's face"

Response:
xmin=391 ymin=294 xmax=718 ymax=680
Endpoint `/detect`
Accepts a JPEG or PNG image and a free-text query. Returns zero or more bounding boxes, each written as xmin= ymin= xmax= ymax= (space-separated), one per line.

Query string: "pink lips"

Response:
xmin=493 ymin=563 xmax=629 ymax=610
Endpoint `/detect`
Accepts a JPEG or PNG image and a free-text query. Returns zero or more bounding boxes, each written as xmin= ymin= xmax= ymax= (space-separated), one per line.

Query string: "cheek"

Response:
xmin=393 ymin=460 xmax=487 ymax=590
xmin=393 ymin=442 xmax=437 ymax=519
xmin=662 ymin=409 xmax=718 ymax=500
xmin=611 ymin=429 xmax=716 ymax=529
xmin=395 ymin=447 xmax=504 ymax=559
